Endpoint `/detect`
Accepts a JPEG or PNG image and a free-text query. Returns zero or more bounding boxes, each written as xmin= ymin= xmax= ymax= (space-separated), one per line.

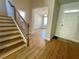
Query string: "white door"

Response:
xmin=56 ymin=2 xmax=79 ymax=42
xmin=60 ymin=13 xmax=79 ymax=41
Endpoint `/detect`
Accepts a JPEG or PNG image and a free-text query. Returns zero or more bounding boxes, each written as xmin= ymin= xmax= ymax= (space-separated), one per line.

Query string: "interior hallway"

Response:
xmin=4 ymin=29 xmax=79 ymax=59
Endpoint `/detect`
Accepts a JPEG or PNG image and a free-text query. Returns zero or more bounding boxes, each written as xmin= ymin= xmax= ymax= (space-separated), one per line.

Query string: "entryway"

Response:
xmin=31 ymin=7 xmax=48 ymax=40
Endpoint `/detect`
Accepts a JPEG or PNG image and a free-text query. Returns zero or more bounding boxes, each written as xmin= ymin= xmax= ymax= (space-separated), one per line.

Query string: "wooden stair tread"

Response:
xmin=0 ymin=42 xmax=26 ymax=59
xmin=0 ymin=20 xmax=13 ymax=23
xmin=0 ymin=17 xmax=12 ymax=20
xmin=0 ymin=41 xmax=25 ymax=53
xmin=0 ymin=15 xmax=11 ymax=18
xmin=0 ymin=38 xmax=23 ymax=49
xmin=0 ymin=29 xmax=18 ymax=32
xmin=0 ymin=23 xmax=15 ymax=27
xmin=0 ymin=32 xmax=20 ymax=38
xmin=0 ymin=16 xmax=26 ymax=59
xmin=0 ymin=22 xmax=14 ymax=24
xmin=0 ymin=27 xmax=17 ymax=31
xmin=0 ymin=34 xmax=22 ymax=42
xmin=0 ymin=31 xmax=19 ymax=36
xmin=3 ymin=46 xmax=27 ymax=59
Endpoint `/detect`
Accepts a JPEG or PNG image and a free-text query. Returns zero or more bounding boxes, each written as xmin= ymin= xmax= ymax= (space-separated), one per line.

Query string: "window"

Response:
xmin=19 ymin=10 xmax=26 ymax=19
xmin=43 ymin=16 xmax=47 ymax=26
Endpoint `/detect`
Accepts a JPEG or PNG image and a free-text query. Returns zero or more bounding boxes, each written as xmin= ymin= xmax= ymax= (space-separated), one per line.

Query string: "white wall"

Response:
xmin=50 ymin=0 xmax=60 ymax=39
xmin=0 ymin=0 xmax=6 ymax=15
xmin=6 ymin=0 xmax=13 ymax=17
xmin=46 ymin=0 xmax=59 ymax=40
xmin=32 ymin=0 xmax=48 ymax=8
xmin=12 ymin=0 xmax=32 ymax=22
xmin=56 ymin=1 xmax=79 ymax=42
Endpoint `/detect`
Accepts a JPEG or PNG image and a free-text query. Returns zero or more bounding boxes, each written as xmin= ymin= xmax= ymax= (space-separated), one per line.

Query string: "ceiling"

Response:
xmin=34 ymin=7 xmax=48 ymax=16
xmin=33 ymin=0 xmax=79 ymax=16
xmin=59 ymin=0 xmax=79 ymax=4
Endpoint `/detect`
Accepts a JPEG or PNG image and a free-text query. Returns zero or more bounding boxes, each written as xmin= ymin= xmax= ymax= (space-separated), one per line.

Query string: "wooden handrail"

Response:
xmin=8 ymin=1 xmax=29 ymax=46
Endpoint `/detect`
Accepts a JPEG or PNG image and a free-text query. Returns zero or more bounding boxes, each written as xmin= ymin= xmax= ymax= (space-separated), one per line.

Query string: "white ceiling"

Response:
xmin=34 ymin=7 xmax=48 ymax=16
xmin=59 ymin=0 xmax=79 ymax=4
xmin=33 ymin=0 xmax=79 ymax=16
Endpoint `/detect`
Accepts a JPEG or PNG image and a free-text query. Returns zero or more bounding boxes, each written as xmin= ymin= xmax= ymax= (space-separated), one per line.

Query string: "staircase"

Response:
xmin=0 ymin=16 xmax=26 ymax=59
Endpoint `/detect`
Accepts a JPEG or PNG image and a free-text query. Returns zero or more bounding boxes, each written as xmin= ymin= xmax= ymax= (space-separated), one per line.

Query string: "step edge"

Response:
xmin=0 ymin=40 xmax=23 ymax=50
xmin=0 ymin=31 xmax=19 ymax=36
xmin=0 ymin=44 xmax=26 ymax=59
xmin=0 ymin=35 xmax=21 ymax=42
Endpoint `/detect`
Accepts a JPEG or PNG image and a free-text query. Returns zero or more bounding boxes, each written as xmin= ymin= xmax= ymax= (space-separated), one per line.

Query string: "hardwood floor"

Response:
xmin=4 ymin=29 xmax=79 ymax=59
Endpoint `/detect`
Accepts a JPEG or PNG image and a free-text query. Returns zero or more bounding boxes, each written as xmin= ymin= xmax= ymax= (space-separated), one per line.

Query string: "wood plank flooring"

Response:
xmin=3 ymin=30 xmax=79 ymax=59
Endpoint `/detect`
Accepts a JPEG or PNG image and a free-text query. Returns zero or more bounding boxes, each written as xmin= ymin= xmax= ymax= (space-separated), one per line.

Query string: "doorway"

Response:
xmin=31 ymin=7 xmax=48 ymax=40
